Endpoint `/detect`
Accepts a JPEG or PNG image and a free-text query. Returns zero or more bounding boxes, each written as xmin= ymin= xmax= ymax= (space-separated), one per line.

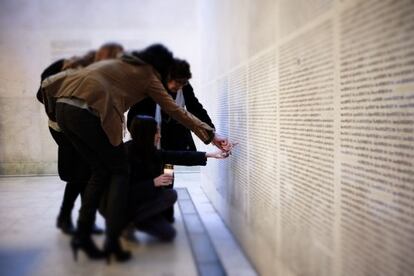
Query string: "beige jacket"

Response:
xmin=42 ymin=56 xmax=214 ymax=146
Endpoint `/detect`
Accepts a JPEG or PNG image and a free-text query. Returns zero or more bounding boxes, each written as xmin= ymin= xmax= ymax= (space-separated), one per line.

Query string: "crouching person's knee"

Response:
xmin=164 ymin=189 xmax=178 ymax=206
xmin=160 ymin=226 xmax=176 ymax=242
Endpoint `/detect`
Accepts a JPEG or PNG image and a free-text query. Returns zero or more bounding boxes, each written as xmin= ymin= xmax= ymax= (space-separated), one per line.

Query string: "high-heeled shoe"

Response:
xmin=56 ymin=215 xmax=76 ymax=235
xmin=70 ymin=236 xmax=105 ymax=261
xmin=104 ymin=238 xmax=132 ymax=264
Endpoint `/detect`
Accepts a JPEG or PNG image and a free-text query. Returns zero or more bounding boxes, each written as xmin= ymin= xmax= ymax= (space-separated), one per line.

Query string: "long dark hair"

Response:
xmin=129 ymin=115 xmax=158 ymax=164
xmin=132 ymin=44 xmax=173 ymax=83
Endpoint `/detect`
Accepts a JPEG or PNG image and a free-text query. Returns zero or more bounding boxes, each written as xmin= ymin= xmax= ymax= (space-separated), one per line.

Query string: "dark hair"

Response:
xmin=132 ymin=44 xmax=173 ymax=83
xmin=170 ymin=58 xmax=192 ymax=79
xmin=129 ymin=115 xmax=158 ymax=161
xmin=94 ymin=42 xmax=124 ymax=62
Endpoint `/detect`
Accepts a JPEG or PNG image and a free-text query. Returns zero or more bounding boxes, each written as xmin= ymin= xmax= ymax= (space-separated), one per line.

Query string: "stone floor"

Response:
xmin=0 ymin=173 xmax=256 ymax=276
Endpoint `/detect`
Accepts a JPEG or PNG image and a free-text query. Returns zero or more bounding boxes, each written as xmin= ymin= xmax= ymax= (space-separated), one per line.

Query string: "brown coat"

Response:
xmin=42 ymin=57 xmax=214 ymax=146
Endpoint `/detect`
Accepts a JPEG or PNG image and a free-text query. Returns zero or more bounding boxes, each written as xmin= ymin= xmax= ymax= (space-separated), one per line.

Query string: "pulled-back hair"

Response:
xmin=129 ymin=115 xmax=158 ymax=162
xmin=62 ymin=42 xmax=123 ymax=70
xmin=94 ymin=42 xmax=124 ymax=62
xmin=170 ymin=58 xmax=192 ymax=80
xmin=62 ymin=50 xmax=96 ymax=70
xmin=132 ymin=44 xmax=173 ymax=83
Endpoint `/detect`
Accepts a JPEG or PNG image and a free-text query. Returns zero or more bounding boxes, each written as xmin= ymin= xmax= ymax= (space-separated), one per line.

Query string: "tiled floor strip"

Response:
xmin=177 ymin=188 xmax=226 ymax=276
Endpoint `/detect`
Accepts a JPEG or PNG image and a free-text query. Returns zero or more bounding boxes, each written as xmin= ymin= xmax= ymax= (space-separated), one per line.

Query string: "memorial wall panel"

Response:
xmin=279 ymin=0 xmax=333 ymax=38
xmin=339 ymin=1 xmax=414 ymax=275
xmin=214 ymin=77 xmax=231 ymax=199
xmin=278 ymin=21 xmax=335 ymax=276
xmin=247 ymin=48 xmax=278 ymax=241
xmin=228 ymin=66 xmax=249 ymax=219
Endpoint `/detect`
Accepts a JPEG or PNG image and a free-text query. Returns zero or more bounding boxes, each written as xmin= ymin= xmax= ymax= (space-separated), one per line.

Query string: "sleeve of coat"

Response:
xmin=183 ymin=84 xmax=215 ymax=129
xmin=161 ymin=150 xmax=207 ymax=166
xmin=145 ymin=74 xmax=215 ymax=144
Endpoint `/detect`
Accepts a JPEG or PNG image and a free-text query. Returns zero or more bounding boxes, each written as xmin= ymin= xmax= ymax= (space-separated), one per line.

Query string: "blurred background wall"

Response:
xmin=0 ymin=0 xmax=201 ymax=174
xmin=1 ymin=0 xmax=414 ymax=275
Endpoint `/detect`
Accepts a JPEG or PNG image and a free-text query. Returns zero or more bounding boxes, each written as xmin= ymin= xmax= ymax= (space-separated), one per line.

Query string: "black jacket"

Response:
xmin=99 ymin=140 xmax=207 ymax=220
xmin=127 ymin=83 xmax=215 ymax=151
xmin=125 ymin=140 xmax=207 ymax=206
xmin=36 ymin=59 xmax=65 ymax=103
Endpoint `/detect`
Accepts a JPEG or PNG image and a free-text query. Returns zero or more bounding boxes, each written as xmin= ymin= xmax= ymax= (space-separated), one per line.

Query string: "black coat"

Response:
xmin=36 ymin=59 xmax=65 ymax=103
xmin=127 ymin=83 xmax=215 ymax=151
xmin=99 ymin=140 xmax=207 ymax=221
xmin=125 ymin=140 xmax=207 ymax=205
xmin=37 ymin=59 xmax=91 ymax=182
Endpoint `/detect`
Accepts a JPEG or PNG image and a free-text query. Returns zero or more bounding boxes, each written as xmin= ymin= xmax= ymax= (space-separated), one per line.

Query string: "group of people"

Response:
xmin=38 ymin=42 xmax=233 ymax=263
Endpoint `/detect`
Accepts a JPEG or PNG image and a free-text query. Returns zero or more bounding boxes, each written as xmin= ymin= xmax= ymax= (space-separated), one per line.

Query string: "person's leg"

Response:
xmin=132 ymin=189 xmax=178 ymax=225
xmin=162 ymin=187 xmax=175 ymax=223
xmin=50 ymin=127 xmax=103 ymax=234
xmin=56 ymin=103 xmax=129 ymax=261
xmin=56 ymin=131 xmax=104 ymax=235
xmin=56 ymin=181 xmax=82 ymax=234
xmin=161 ymin=166 xmax=175 ymax=223
xmin=78 ymin=182 xmax=104 ymax=235
xmin=49 ymin=128 xmax=82 ymax=234
xmin=136 ymin=215 xmax=176 ymax=242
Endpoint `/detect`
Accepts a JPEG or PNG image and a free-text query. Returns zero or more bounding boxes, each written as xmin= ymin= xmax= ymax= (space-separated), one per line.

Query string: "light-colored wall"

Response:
xmin=198 ymin=0 xmax=414 ymax=275
xmin=0 ymin=0 xmax=200 ymax=174
xmin=1 ymin=1 xmax=414 ymax=275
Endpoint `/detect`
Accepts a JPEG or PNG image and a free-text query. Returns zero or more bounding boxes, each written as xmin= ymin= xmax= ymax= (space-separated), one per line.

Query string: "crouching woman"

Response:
xmin=112 ymin=115 xmax=229 ymax=241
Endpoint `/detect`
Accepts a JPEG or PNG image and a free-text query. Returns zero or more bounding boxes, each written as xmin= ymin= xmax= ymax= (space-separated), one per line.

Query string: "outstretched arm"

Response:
xmin=160 ymin=149 xmax=231 ymax=166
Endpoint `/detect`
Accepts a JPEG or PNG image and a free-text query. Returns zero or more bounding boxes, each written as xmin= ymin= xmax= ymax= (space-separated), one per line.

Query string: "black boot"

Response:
xmin=71 ymin=234 xmax=105 ymax=261
xmin=104 ymin=238 xmax=132 ymax=264
xmin=57 ymin=214 xmax=76 ymax=235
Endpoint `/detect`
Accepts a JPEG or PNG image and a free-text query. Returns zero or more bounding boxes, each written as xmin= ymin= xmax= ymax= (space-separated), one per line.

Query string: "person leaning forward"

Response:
xmin=40 ymin=44 xmax=230 ymax=263
xmin=42 ymin=52 xmax=218 ymax=147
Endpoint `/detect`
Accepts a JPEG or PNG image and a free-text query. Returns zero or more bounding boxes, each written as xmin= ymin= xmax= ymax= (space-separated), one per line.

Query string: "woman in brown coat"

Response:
xmin=42 ymin=44 xmax=230 ymax=263
xmin=37 ymin=43 xmax=124 ymax=236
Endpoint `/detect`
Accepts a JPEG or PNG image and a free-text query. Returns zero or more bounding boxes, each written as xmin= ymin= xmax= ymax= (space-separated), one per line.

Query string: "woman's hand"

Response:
xmin=206 ymin=150 xmax=230 ymax=159
xmin=154 ymin=174 xmax=174 ymax=187
xmin=212 ymin=134 xmax=232 ymax=152
xmin=212 ymin=134 xmax=238 ymax=153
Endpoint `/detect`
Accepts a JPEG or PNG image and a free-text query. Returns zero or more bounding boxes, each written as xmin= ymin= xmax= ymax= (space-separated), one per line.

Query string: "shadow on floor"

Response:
xmin=0 ymin=247 xmax=44 ymax=276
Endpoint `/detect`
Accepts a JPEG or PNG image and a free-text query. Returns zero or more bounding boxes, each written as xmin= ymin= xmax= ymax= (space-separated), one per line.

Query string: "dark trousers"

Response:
xmin=137 ymin=215 xmax=176 ymax=241
xmin=58 ymin=181 xmax=83 ymax=219
xmin=133 ymin=189 xmax=177 ymax=241
xmin=56 ymin=103 xmax=128 ymax=239
xmin=49 ymin=128 xmax=90 ymax=219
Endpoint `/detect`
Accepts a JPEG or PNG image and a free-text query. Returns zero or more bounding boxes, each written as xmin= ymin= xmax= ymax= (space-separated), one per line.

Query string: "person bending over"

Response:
xmin=36 ymin=42 xmax=123 ymax=235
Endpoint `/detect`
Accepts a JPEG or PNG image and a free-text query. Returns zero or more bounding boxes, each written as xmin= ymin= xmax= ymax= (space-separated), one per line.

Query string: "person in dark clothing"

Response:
xmin=37 ymin=43 xmax=124 ymax=235
xmin=120 ymin=115 xmax=228 ymax=242
xmin=126 ymin=59 xmax=215 ymax=222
